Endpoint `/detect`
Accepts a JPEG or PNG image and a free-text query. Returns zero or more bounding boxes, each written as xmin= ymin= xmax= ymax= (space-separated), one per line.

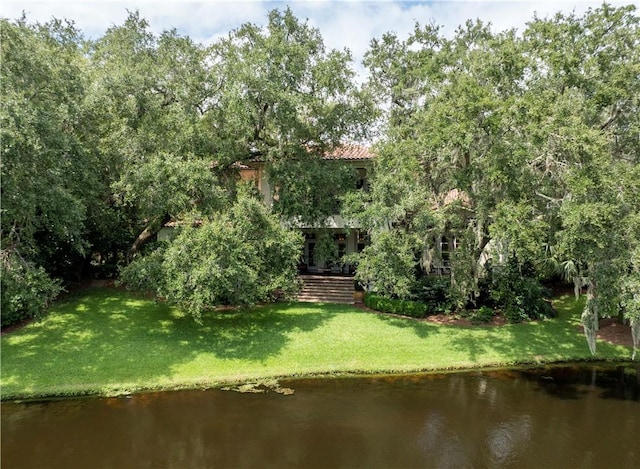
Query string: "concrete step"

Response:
xmin=297 ymin=292 xmax=354 ymax=299
xmin=299 ymin=282 xmax=353 ymax=288
xmin=298 ymin=276 xmax=354 ymax=283
xmin=296 ymin=275 xmax=355 ymax=304
xmin=297 ymin=296 xmax=354 ymax=304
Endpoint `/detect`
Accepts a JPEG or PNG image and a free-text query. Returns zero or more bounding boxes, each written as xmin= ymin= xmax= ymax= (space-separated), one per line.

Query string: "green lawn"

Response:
xmin=0 ymin=287 xmax=632 ymax=400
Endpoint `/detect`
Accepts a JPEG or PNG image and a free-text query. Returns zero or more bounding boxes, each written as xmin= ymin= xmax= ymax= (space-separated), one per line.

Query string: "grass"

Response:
xmin=0 ymin=287 xmax=632 ymax=400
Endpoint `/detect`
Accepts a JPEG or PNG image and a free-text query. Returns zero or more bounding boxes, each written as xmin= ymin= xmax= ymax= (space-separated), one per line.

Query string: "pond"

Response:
xmin=2 ymin=363 xmax=638 ymax=468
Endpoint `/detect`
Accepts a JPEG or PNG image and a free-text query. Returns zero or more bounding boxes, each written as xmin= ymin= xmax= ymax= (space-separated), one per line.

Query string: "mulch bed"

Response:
xmin=1 ymin=317 xmax=37 ymax=336
xmin=594 ymin=318 xmax=634 ymax=348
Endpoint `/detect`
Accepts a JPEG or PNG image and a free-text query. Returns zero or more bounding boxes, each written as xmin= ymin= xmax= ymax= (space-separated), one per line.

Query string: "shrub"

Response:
xmin=120 ymin=193 xmax=302 ymax=318
xmin=488 ymin=258 xmax=556 ymax=322
xmin=355 ymin=230 xmax=421 ymax=298
xmin=503 ymin=304 xmax=529 ymax=323
xmin=365 ymin=293 xmax=428 ymax=318
xmin=119 ymin=247 xmax=166 ymax=293
xmin=1 ymin=250 xmax=62 ymax=328
xmin=467 ymin=305 xmax=495 ymax=323
xmin=410 ymin=276 xmax=454 ymax=314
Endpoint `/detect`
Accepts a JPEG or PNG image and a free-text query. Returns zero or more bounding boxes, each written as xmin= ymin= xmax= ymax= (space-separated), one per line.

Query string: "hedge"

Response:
xmin=364 ymin=293 xmax=428 ymax=318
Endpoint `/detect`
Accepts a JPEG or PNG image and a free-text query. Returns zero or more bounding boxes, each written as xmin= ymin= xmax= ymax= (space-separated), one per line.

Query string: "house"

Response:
xmin=424 ymin=188 xmax=469 ymax=276
xmin=156 ymin=144 xmax=475 ymax=281
xmin=157 ymin=144 xmax=374 ymax=277
xmin=155 ymin=145 xmax=474 ymax=302
xmin=239 ymin=144 xmax=374 ymax=275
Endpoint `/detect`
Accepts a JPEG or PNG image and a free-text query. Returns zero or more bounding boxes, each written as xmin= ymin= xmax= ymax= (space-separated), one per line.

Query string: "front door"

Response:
xmin=307 ymin=242 xmax=316 ymax=270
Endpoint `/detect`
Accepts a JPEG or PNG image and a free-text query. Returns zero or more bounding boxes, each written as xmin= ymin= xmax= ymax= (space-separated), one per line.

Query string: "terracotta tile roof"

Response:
xmin=164 ymin=219 xmax=203 ymax=228
xmin=443 ymin=189 xmax=469 ymax=205
xmin=323 ymin=144 xmax=375 ymax=160
xmin=227 ymin=145 xmax=374 ymax=167
xmin=432 ymin=189 xmax=471 ymax=209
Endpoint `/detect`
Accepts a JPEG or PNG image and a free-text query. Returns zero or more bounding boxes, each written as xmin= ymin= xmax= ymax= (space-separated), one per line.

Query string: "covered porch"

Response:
xmin=297 ymin=228 xmax=368 ymax=276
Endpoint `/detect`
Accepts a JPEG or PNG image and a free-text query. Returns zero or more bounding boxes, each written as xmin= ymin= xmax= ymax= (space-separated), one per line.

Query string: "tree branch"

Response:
xmin=127 ymin=213 xmax=171 ymax=261
xmin=535 ymin=191 xmax=563 ymax=204
xmin=600 ymin=103 xmax=620 ymax=131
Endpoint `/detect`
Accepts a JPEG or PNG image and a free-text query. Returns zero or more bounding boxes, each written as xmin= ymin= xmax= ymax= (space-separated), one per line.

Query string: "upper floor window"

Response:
xmin=356 ymin=168 xmax=368 ymax=191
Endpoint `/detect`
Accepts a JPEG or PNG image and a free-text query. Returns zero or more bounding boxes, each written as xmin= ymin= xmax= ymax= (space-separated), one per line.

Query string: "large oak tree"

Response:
xmin=351 ymin=3 xmax=639 ymax=353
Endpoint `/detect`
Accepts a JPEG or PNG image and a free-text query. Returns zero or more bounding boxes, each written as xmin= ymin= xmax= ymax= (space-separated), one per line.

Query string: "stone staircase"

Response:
xmin=297 ymin=275 xmax=355 ymax=304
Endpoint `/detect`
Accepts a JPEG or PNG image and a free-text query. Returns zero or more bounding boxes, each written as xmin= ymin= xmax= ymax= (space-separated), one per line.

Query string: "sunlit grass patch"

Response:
xmin=552 ymin=293 xmax=586 ymax=323
xmin=0 ymin=287 xmax=630 ymax=400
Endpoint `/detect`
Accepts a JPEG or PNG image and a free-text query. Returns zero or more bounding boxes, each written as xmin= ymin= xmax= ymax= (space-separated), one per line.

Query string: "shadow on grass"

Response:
xmin=175 ymin=302 xmax=336 ymax=360
xmin=372 ymin=313 xmax=437 ymax=339
xmin=370 ymin=294 xmax=629 ymax=364
xmin=0 ymin=290 xmax=336 ymax=396
xmin=456 ymin=294 xmax=632 ymax=364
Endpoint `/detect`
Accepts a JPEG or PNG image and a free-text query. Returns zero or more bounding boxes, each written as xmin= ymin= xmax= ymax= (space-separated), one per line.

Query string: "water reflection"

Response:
xmin=2 ymin=364 xmax=638 ymax=468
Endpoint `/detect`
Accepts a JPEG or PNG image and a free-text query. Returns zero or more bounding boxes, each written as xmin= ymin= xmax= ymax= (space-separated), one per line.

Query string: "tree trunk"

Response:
xmin=127 ymin=213 xmax=171 ymax=262
xmin=582 ymin=300 xmax=598 ymax=355
xmin=581 ymin=268 xmax=599 ymax=356
xmin=631 ymin=319 xmax=640 ymax=361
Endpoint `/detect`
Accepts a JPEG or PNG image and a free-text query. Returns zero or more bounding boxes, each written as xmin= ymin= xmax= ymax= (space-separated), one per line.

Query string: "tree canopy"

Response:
xmin=1 ymin=8 xmax=373 ymax=322
xmin=347 ymin=3 xmax=639 ymax=353
xmin=2 ymin=5 xmax=639 ymax=356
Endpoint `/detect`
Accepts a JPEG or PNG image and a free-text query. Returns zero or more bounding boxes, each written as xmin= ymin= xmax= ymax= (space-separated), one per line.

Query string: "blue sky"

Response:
xmin=3 ymin=0 xmax=637 ymax=76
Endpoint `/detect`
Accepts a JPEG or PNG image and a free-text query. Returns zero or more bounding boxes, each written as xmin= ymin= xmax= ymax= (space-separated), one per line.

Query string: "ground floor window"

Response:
xmin=441 ymin=237 xmax=450 ymax=266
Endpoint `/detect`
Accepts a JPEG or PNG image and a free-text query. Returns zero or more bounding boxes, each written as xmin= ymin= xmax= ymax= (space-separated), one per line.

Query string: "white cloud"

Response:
xmin=1 ymin=1 xmax=272 ymax=40
xmin=2 ymin=0 xmax=638 ymax=73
